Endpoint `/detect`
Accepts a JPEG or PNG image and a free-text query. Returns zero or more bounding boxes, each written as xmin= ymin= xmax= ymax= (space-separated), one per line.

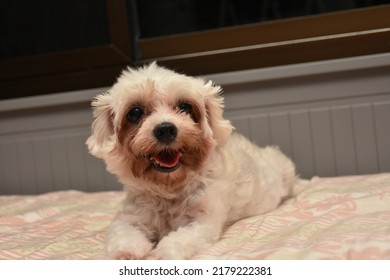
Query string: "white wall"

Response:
xmin=1 ymin=53 xmax=389 ymax=194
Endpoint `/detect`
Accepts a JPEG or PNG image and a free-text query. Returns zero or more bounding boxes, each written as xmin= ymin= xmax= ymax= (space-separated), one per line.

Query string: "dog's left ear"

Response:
xmin=86 ymin=93 xmax=115 ymax=158
xmin=204 ymin=82 xmax=233 ymax=146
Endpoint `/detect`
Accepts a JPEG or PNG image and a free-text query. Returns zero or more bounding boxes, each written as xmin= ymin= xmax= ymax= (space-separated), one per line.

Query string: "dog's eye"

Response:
xmin=127 ymin=107 xmax=144 ymax=123
xmin=178 ymin=102 xmax=192 ymax=114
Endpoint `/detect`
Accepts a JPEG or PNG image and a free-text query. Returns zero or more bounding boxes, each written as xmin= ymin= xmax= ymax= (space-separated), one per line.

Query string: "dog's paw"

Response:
xmin=107 ymin=239 xmax=153 ymax=260
xmin=147 ymin=248 xmax=182 ymax=260
xmin=147 ymin=238 xmax=191 ymax=260
xmin=108 ymin=247 xmax=151 ymax=260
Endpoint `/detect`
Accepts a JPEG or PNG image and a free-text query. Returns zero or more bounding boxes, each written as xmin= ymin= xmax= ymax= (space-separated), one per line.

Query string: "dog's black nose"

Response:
xmin=153 ymin=122 xmax=178 ymax=144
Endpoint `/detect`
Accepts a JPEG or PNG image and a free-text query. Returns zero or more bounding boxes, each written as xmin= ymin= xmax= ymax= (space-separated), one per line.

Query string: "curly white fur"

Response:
xmin=87 ymin=62 xmax=297 ymax=259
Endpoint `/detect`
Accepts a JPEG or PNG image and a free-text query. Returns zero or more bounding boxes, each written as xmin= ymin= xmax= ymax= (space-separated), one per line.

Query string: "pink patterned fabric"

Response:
xmin=1 ymin=173 xmax=390 ymax=259
xmin=196 ymin=173 xmax=390 ymax=259
xmin=0 ymin=191 xmax=122 ymax=259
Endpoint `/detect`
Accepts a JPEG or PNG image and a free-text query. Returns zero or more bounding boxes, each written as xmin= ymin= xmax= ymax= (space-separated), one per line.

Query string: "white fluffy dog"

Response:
xmin=87 ymin=62 xmax=297 ymax=260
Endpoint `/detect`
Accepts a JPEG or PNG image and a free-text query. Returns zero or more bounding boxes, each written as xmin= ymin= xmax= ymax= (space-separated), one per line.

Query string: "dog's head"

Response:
xmin=87 ymin=63 xmax=233 ymax=192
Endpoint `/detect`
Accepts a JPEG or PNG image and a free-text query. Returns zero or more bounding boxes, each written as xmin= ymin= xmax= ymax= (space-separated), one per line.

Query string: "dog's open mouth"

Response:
xmin=150 ymin=150 xmax=182 ymax=173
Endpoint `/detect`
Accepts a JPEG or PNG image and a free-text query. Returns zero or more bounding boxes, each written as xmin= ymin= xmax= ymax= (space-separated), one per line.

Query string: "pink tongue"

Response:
xmin=151 ymin=151 xmax=181 ymax=168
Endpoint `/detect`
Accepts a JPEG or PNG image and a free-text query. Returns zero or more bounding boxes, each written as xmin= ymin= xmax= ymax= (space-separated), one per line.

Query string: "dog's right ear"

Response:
xmin=86 ymin=93 xmax=115 ymax=158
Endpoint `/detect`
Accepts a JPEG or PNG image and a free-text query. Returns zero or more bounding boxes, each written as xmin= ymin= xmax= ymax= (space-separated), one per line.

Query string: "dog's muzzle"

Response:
xmin=150 ymin=122 xmax=182 ymax=172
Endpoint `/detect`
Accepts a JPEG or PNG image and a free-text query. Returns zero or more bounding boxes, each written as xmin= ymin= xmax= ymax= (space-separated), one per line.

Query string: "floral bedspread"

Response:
xmin=1 ymin=173 xmax=390 ymax=259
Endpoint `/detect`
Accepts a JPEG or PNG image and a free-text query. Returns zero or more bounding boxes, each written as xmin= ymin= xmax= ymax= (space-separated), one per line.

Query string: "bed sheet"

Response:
xmin=1 ymin=173 xmax=390 ymax=259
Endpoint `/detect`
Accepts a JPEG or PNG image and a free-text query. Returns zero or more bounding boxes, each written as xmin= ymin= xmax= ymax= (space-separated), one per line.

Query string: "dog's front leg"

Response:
xmin=147 ymin=199 xmax=227 ymax=260
xmin=106 ymin=212 xmax=154 ymax=260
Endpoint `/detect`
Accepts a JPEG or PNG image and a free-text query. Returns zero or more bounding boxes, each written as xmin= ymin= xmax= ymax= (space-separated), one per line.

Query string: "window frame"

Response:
xmin=0 ymin=2 xmax=389 ymax=99
xmin=0 ymin=0 xmax=133 ymax=99
xmin=137 ymin=5 xmax=390 ymax=75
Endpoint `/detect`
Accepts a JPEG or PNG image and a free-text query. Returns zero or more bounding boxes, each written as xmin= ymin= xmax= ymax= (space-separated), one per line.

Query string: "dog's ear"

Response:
xmin=204 ymin=82 xmax=233 ymax=146
xmin=86 ymin=93 xmax=115 ymax=158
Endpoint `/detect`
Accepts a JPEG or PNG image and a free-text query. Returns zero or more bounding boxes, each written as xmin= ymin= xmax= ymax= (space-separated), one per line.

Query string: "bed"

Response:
xmin=1 ymin=172 xmax=389 ymax=260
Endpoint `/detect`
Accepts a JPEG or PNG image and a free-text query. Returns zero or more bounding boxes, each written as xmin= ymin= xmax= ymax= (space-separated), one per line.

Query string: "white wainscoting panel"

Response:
xmin=1 ymin=54 xmax=389 ymax=194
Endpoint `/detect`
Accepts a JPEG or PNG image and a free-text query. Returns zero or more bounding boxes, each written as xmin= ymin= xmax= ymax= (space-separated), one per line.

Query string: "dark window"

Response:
xmin=134 ymin=0 xmax=388 ymax=38
xmin=0 ymin=0 xmax=109 ymax=59
xmin=0 ymin=0 xmax=389 ymax=99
